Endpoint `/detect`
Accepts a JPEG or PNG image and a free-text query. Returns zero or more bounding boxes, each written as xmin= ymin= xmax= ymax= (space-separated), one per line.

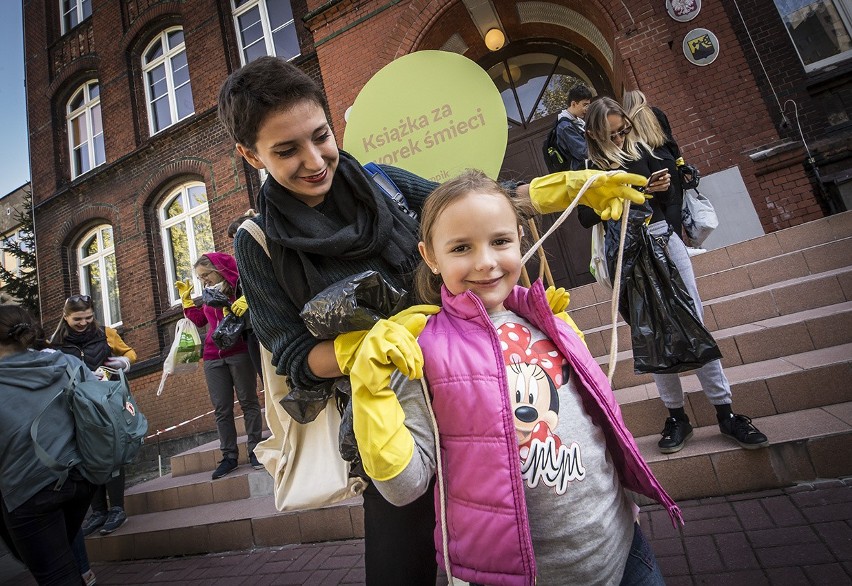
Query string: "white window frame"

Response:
xmin=231 ymin=0 xmax=301 ymax=65
xmin=67 ymin=80 xmax=105 ymax=179
xmin=774 ymin=0 xmax=852 ymax=72
xmin=0 ymin=229 xmax=25 ymax=281
xmin=142 ymin=27 xmax=195 ymax=135
xmin=158 ymin=182 xmax=213 ymax=306
xmin=77 ymin=224 xmax=122 ymax=327
xmin=60 ymin=0 xmax=92 ymax=34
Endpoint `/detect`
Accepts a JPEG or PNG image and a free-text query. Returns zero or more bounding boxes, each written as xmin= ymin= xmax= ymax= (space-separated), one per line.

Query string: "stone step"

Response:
xmin=642 ymin=401 xmax=852 ymax=501
xmin=84 ymin=494 xmax=365 ymax=562
xmin=124 ymin=465 xmax=274 ymax=516
xmin=617 ymin=343 xmax=852 ymax=438
xmin=573 ymin=258 xmax=852 ymax=338
xmin=595 ymin=300 xmax=852 ymax=391
xmin=170 ymin=430 xmax=271 ymax=478
xmin=89 ymin=403 xmax=852 ymax=562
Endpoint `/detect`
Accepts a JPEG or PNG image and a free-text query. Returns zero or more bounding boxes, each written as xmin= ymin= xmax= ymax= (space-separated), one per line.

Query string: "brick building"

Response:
xmin=23 ymin=0 xmax=851 ymax=445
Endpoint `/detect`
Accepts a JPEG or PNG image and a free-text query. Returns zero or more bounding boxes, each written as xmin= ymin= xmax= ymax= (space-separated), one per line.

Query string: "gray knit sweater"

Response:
xmin=233 ymin=165 xmax=438 ymax=390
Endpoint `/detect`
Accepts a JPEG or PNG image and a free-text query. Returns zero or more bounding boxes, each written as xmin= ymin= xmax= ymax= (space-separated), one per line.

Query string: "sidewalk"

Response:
xmin=3 ymin=478 xmax=850 ymax=585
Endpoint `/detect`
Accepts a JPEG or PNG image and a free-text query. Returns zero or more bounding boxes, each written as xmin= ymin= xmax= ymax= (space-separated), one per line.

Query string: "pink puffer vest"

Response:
xmin=417 ymin=280 xmax=682 ymax=586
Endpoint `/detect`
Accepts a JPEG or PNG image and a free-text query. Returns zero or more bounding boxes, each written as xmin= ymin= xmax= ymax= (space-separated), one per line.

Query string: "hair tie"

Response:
xmin=8 ymin=323 xmax=31 ymax=339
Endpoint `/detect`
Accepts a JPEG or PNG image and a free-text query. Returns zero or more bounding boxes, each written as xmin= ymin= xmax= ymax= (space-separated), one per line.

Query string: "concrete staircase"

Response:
xmin=87 ymin=211 xmax=852 ymax=562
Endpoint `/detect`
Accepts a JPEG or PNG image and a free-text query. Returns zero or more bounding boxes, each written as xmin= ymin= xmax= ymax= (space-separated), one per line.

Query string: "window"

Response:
xmin=232 ymin=0 xmax=300 ymax=64
xmin=78 ymin=225 xmax=122 ymax=326
xmin=0 ymin=229 xmax=30 ymax=288
xmin=142 ymin=28 xmax=195 ymax=134
xmin=487 ymin=54 xmax=590 ymax=129
xmin=159 ymin=182 xmax=214 ymax=305
xmin=774 ymin=0 xmax=852 ymax=71
xmin=61 ymin=0 xmax=91 ymax=33
xmin=67 ymin=81 xmax=105 ymax=179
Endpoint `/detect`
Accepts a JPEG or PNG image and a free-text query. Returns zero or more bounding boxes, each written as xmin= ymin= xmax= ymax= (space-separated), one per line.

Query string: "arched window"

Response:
xmin=67 ymin=80 xmax=105 ymax=179
xmin=232 ymin=0 xmax=300 ymax=64
xmin=60 ymin=0 xmax=91 ymax=34
xmin=142 ymin=28 xmax=195 ymax=134
xmin=77 ymin=224 xmax=122 ymax=326
xmin=159 ymin=182 xmax=214 ymax=305
xmin=487 ymin=54 xmax=592 ymax=129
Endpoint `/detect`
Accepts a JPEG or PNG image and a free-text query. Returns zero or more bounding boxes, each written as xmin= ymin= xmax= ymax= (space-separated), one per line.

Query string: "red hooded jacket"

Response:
xmin=183 ymin=252 xmax=248 ymax=360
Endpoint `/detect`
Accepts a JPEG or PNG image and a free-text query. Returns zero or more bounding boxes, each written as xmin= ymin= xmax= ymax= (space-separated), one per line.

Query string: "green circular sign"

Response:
xmin=343 ymin=51 xmax=507 ymax=181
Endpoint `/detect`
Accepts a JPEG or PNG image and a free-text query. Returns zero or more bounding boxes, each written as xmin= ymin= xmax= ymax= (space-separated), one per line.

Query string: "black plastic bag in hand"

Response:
xmin=300 ymin=271 xmax=408 ymax=339
xmin=212 ymin=313 xmax=246 ymax=350
xmin=617 ymin=225 xmax=721 ymax=374
xmin=202 ymin=287 xmax=231 ymax=308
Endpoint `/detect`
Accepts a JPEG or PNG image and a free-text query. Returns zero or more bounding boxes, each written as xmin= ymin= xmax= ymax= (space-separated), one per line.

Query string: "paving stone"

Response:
xmin=657 ymin=554 xmax=690 ymax=576
xmin=690 ymin=570 xmax=769 ymax=585
xmin=802 ymin=563 xmax=852 ymax=584
xmin=683 ymin=535 xmax=725 ymax=573
xmin=812 ymin=521 xmax=852 ymax=561
xmin=747 ymin=526 xmax=818 ymax=548
xmin=755 ymin=542 xmax=835 ymax=567
xmin=714 ymin=532 xmax=760 ymax=570
xmin=760 ymin=495 xmax=808 ymax=527
xmin=731 ymin=500 xmax=776 ymax=530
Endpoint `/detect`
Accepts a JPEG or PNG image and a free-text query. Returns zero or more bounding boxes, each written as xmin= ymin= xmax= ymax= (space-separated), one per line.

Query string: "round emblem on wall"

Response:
xmin=666 ymin=0 xmax=701 ymax=22
xmin=683 ymin=28 xmax=720 ymax=66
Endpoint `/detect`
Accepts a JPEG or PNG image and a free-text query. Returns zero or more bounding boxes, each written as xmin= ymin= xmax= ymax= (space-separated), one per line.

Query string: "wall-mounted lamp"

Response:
xmin=484 ymin=28 xmax=506 ymax=51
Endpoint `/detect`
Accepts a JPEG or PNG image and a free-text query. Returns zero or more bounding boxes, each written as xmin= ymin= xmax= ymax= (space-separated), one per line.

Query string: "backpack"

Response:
xmin=542 ymin=118 xmax=573 ymax=173
xmin=32 ymin=363 xmax=148 ymax=486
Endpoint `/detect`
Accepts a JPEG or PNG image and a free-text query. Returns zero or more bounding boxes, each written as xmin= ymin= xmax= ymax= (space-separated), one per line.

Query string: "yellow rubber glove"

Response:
xmin=529 ymin=170 xmax=648 ymax=220
xmin=545 ymin=286 xmax=570 ymax=314
xmin=545 ymin=286 xmax=585 ymax=344
xmin=175 ymin=279 xmax=195 ymax=309
xmin=349 ymin=312 xmax=435 ymax=481
xmin=333 ymin=304 xmax=440 ymax=376
xmin=230 ymin=295 xmax=248 ymax=317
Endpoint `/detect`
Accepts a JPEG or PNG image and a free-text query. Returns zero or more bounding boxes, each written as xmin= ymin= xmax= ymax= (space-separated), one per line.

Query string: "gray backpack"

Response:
xmin=31 ymin=363 xmax=148 ymax=485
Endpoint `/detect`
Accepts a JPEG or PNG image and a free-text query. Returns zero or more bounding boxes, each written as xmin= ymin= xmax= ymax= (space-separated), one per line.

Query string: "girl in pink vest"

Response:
xmin=350 ymin=170 xmax=681 ymax=586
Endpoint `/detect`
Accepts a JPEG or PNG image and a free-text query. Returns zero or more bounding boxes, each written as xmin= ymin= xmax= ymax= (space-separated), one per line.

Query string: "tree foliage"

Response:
xmin=537 ymin=75 xmax=583 ymax=118
xmin=0 ymin=188 xmax=39 ymax=316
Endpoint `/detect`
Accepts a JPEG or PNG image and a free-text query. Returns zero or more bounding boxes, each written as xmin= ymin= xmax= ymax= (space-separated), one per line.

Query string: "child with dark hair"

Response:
xmin=0 ymin=304 xmax=96 ymax=584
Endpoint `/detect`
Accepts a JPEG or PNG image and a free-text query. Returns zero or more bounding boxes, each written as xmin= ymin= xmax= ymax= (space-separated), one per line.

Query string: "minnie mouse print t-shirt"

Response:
xmin=492 ymin=311 xmax=634 ymax=585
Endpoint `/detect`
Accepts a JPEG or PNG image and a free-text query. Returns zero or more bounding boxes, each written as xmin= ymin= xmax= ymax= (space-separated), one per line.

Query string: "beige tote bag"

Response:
xmin=240 ymin=220 xmax=366 ymax=511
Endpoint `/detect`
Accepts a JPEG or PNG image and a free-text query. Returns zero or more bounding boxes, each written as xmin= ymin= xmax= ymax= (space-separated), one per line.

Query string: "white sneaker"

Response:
xmin=686 ymin=247 xmax=707 ymax=257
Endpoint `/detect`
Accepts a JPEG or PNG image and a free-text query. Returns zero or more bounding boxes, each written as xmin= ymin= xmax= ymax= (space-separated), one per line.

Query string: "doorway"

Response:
xmin=483 ymin=46 xmax=613 ymax=289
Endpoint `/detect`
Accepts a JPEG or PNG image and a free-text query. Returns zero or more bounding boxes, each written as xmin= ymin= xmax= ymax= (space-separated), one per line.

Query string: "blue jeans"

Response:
xmin=1 ymin=474 xmax=94 ymax=585
xmin=620 ymin=522 xmax=665 ymax=586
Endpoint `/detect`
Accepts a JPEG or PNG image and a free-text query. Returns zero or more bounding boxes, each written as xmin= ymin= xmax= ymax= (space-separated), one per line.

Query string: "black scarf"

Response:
xmin=60 ymin=326 xmax=110 ymax=371
xmin=257 ymin=151 xmax=421 ymax=307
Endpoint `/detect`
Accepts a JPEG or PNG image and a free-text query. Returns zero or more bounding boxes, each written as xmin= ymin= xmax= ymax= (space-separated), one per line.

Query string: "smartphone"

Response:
xmin=637 ymin=169 xmax=669 ymax=193
xmin=647 ymin=169 xmax=669 ymax=186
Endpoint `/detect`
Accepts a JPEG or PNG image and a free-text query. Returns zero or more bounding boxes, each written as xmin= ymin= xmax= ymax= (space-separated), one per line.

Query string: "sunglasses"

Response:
xmin=67 ymin=294 xmax=92 ymax=305
xmin=609 ymin=125 xmax=632 ymax=141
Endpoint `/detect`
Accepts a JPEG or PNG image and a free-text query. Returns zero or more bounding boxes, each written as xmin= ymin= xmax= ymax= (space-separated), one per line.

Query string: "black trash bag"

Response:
xmin=300 ymin=271 xmax=408 ymax=339
xmin=279 ymin=378 xmax=336 ymax=424
xmin=202 ymin=286 xmax=231 ymax=308
xmin=212 ymin=312 xmax=246 ymax=350
xmin=613 ymin=219 xmax=722 ymax=374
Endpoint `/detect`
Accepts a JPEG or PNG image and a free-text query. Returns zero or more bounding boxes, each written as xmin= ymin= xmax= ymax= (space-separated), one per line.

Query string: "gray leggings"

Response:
xmin=647 ymin=221 xmax=732 ymax=409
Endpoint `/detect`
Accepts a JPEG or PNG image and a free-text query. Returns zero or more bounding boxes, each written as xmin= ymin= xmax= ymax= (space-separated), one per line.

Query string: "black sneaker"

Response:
xmin=81 ymin=510 xmax=107 ymax=537
xmin=719 ymin=414 xmax=769 ymax=449
xmin=249 ymin=451 xmax=264 ymax=470
xmin=99 ymin=506 xmax=127 ymax=535
xmin=658 ymin=417 xmax=693 ymax=454
xmin=212 ymin=457 xmax=238 ymax=479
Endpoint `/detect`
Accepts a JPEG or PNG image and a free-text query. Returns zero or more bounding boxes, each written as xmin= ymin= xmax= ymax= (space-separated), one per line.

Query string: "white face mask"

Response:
xmin=208 ymin=281 xmax=225 ymax=292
